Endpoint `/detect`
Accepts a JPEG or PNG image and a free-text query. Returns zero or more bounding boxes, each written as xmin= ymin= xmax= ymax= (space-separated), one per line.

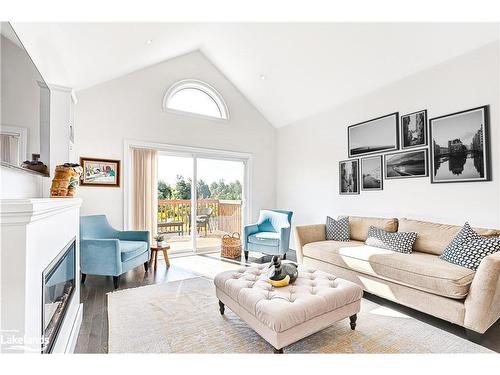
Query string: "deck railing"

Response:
xmin=157 ymin=199 xmax=242 ymax=235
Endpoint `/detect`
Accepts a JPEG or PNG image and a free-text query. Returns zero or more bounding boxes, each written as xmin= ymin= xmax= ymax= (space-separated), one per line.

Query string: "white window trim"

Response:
xmin=162 ymin=79 xmax=229 ymax=121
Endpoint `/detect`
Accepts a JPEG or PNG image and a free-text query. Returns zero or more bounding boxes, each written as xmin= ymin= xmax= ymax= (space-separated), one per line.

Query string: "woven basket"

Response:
xmin=221 ymin=232 xmax=242 ymax=259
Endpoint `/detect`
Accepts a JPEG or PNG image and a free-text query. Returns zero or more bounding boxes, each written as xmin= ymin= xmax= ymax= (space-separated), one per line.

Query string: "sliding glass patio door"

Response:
xmin=157 ymin=153 xmax=194 ymax=254
xmin=157 ymin=152 xmax=246 ymax=255
xmin=194 ymin=157 xmax=245 ymax=253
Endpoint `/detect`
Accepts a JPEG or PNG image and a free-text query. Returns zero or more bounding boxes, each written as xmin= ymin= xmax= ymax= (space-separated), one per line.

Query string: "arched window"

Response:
xmin=163 ymin=80 xmax=228 ymax=120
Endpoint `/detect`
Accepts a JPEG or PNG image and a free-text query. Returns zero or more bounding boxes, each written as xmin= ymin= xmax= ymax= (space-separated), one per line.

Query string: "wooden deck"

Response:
xmin=157 ymin=199 xmax=243 ymax=253
xmin=158 ymin=199 xmax=242 ymax=236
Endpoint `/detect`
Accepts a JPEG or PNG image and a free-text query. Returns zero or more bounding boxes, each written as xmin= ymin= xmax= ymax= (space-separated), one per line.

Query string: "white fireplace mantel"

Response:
xmin=0 ymin=198 xmax=82 ymax=225
xmin=0 ymin=198 xmax=82 ymax=353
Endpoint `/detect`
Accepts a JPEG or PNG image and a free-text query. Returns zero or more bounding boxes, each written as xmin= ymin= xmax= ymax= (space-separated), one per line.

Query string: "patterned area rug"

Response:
xmin=107 ymin=276 xmax=490 ymax=353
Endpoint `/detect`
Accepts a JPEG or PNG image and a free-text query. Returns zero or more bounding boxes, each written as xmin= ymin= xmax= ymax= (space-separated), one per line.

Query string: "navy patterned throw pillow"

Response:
xmin=442 ymin=222 xmax=481 ymax=254
xmin=365 ymin=226 xmax=417 ymax=254
xmin=440 ymin=223 xmax=500 ymax=271
xmin=326 ymin=216 xmax=350 ymax=241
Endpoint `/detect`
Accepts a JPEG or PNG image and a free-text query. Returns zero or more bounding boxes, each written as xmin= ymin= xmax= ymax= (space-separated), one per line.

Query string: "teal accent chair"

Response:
xmin=243 ymin=209 xmax=293 ymax=261
xmin=80 ymin=215 xmax=150 ymax=289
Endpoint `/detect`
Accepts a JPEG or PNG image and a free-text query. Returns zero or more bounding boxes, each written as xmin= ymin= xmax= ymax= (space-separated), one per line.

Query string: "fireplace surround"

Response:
xmin=1 ymin=198 xmax=82 ymax=353
xmin=42 ymin=238 xmax=76 ymax=353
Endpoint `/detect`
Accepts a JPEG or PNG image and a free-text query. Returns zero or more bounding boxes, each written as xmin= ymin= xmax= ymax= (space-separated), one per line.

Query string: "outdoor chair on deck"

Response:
xmin=188 ymin=207 xmax=213 ymax=237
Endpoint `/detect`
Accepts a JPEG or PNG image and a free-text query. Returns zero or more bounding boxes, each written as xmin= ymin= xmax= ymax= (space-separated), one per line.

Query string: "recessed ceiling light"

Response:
xmin=259 ymin=74 xmax=267 ymax=81
xmin=146 ymin=39 xmax=153 ymax=45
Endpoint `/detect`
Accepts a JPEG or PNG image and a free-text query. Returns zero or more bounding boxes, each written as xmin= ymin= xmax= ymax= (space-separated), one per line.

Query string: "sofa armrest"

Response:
xmin=80 ymin=238 xmax=122 ymax=276
xmin=293 ymin=224 xmax=326 ymax=264
xmin=464 ymin=252 xmax=500 ymax=333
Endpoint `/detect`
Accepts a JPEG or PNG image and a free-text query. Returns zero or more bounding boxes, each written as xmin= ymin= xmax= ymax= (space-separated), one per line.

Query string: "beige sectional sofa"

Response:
xmin=294 ymin=216 xmax=500 ymax=338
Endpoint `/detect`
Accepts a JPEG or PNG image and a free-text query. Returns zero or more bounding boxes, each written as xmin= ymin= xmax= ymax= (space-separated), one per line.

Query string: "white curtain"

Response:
xmin=0 ymin=134 xmax=19 ymax=164
xmin=132 ymin=148 xmax=158 ymax=241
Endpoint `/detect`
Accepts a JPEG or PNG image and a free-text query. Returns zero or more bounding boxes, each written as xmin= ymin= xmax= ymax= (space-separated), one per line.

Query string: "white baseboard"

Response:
xmin=65 ymin=303 xmax=83 ymax=353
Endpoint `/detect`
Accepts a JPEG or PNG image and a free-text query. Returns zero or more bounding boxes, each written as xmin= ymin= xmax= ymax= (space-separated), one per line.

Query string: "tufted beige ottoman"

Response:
xmin=214 ymin=263 xmax=363 ymax=353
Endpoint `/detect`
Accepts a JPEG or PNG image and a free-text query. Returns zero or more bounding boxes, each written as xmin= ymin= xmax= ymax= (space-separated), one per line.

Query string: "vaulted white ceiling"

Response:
xmin=12 ymin=23 xmax=500 ymax=128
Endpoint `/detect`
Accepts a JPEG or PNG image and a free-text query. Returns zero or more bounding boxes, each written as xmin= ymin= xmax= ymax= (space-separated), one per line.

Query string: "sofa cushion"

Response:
xmin=344 ymin=216 xmax=398 ymax=241
xmin=365 ymin=226 xmax=417 ymax=253
xmin=302 ymin=239 xmax=366 ymax=254
xmin=120 ymin=240 xmax=148 ymax=262
xmin=302 ymin=241 xmax=475 ymax=299
xmin=248 ymin=232 xmax=280 ymax=247
xmin=398 ymin=218 xmax=500 ymax=255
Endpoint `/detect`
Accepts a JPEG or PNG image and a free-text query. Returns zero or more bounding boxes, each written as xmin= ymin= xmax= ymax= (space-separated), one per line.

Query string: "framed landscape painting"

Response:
xmin=339 ymin=159 xmax=359 ymax=195
xmin=429 ymin=105 xmax=491 ymax=183
xmin=80 ymin=157 xmax=120 ymax=187
xmin=361 ymin=156 xmax=383 ymax=191
xmin=384 ymin=149 xmax=428 ymax=179
xmin=401 ymin=109 xmax=427 ymax=149
xmin=348 ymin=112 xmax=399 ymax=157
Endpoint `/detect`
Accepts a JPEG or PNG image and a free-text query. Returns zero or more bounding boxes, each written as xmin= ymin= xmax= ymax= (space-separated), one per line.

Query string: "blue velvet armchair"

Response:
xmin=80 ymin=215 xmax=150 ymax=289
xmin=243 ymin=209 xmax=293 ymax=261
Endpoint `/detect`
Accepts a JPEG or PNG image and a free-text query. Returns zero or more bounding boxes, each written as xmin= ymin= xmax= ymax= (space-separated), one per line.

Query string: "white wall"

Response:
xmin=74 ymin=51 xmax=276 ymax=229
xmin=0 ymin=167 xmax=43 ymax=198
xmin=277 ymin=42 xmax=500 ymax=243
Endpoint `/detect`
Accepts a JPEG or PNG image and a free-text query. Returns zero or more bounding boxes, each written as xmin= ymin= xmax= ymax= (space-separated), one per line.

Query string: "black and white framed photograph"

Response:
xmin=401 ymin=109 xmax=427 ymax=149
xmin=361 ymin=156 xmax=383 ymax=190
xmin=339 ymin=159 xmax=359 ymax=195
xmin=348 ymin=112 xmax=399 ymax=157
xmin=429 ymin=105 xmax=491 ymax=183
xmin=384 ymin=149 xmax=429 ymax=179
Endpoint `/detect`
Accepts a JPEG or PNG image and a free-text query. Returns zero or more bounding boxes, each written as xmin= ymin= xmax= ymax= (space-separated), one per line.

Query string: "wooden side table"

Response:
xmin=150 ymin=243 xmax=171 ymax=268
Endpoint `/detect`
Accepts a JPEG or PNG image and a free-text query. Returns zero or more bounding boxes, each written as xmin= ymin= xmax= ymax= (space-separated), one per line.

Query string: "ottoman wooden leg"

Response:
xmin=219 ymin=300 xmax=225 ymax=315
xmin=349 ymin=314 xmax=357 ymax=330
xmin=273 ymin=348 xmax=284 ymax=354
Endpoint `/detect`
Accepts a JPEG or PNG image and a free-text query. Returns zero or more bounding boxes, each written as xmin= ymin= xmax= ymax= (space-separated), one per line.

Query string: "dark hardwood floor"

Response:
xmin=74 ymin=250 xmax=500 ymax=353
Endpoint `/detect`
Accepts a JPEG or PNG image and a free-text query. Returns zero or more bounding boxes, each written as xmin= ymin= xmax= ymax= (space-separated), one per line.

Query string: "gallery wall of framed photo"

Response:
xmin=340 ymin=105 xmax=491 ymax=195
